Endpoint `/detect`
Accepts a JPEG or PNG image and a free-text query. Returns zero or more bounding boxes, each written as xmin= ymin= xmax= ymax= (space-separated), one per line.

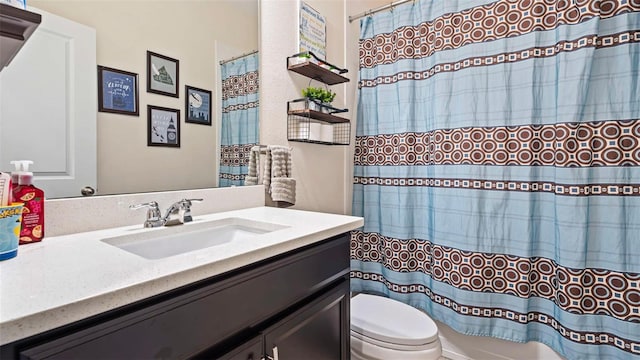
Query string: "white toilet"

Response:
xmin=350 ymin=293 xmax=442 ymax=360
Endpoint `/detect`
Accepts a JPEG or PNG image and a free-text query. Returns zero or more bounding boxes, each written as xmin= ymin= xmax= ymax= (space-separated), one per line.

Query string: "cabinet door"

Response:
xmin=217 ymin=336 xmax=263 ymax=360
xmin=263 ymin=280 xmax=349 ymax=360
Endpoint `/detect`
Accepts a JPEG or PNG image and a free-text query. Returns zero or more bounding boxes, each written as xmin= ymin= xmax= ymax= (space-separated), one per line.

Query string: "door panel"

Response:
xmin=217 ymin=336 xmax=263 ymax=360
xmin=264 ymin=281 xmax=349 ymax=360
xmin=0 ymin=7 xmax=96 ymax=198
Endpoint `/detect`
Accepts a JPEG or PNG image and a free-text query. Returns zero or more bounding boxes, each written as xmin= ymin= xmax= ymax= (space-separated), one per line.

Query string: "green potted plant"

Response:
xmin=302 ymin=86 xmax=323 ymax=111
xmin=318 ymin=88 xmax=336 ymax=113
xmin=302 ymin=87 xmax=336 ymax=112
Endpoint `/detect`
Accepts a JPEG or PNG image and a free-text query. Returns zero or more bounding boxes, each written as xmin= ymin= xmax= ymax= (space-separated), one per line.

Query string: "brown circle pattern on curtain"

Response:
xmin=222 ymin=70 xmax=259 ymax=101
xmin=350 ymin=231 xmax=640 ymax=322
xmin=359 ymin=0 xmax=639 ymax=68
xmin=219 ymin=173 xmax=245 ymax=181
xmin=354 ymin=119 xmax=640 ymax=167
xmin=222 ymin=100 xmax=259 ymax=114
xmin=351 ymin=268 xmax=640 ymax=355
xmin=359 ymin=31 xmax=640 ymax=88
xmin=220 ymin=143 xmax=255 ymax=167
xmin=353 ymin=176 xmax=640 ymax=197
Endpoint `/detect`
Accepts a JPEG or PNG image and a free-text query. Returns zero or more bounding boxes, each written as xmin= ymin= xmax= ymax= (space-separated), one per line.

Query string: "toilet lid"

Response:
xmin=351 ymin=294 xmax=439 ymax=347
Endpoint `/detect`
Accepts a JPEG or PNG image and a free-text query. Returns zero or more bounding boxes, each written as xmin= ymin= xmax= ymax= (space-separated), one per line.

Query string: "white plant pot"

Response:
xmin=308 ymin=101 xmax=321 ymax=112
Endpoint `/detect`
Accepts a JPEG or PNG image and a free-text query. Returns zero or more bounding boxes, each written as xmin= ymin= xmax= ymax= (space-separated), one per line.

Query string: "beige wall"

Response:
xmin=259 ymin=0 xmax=388 ymax=215
xmin=30 ymin=0 xmax=258 ymax=196
xmin=260 ymin=0 xmax=348 ymax=214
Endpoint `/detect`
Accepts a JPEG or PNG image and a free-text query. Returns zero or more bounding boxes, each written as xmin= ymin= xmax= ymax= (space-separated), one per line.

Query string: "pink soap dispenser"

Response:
xmin=11 ymin=160 xmax=45 ymax=244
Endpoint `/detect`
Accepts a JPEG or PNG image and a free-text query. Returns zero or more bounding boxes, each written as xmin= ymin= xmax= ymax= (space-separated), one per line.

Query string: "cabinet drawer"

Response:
xmin=20 ymin=234 xmax=349 ymax=359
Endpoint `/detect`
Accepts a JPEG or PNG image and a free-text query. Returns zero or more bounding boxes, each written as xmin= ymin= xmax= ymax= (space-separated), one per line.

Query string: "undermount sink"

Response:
xmin=101 ymin=218 xmax=289 ymax=260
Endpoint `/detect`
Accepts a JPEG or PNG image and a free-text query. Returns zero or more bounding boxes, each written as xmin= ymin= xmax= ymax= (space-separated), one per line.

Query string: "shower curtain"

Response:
xmin=219 ymin=53 xmax=259 ymax=187
xmin=351 ymin=1 xmax=640 ymax=359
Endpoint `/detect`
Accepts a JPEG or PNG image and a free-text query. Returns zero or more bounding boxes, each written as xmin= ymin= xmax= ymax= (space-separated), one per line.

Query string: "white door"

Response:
xmin=0 ymin=7 xmax=97 ymax=199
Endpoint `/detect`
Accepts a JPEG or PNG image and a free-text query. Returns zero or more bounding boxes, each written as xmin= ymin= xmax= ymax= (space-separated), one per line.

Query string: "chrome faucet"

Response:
xmin=129 ymin=201 xmax=164 ymax=228
xmin=130 ymin=199 xmax=203 ymax=227
xmin=162 ymin=198 xmax=203 ymax=226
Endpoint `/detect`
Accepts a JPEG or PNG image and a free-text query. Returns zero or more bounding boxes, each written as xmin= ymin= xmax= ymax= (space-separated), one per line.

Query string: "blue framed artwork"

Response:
xmin=97 ymin=66 xmax=139 ymax=116
xmin=185 ymin=85 xmax=212 ymax=126
xmin=147 ymin=105 xmax=180 ymax=148
xmin=147 ymin=51 xmax=179 ymax=97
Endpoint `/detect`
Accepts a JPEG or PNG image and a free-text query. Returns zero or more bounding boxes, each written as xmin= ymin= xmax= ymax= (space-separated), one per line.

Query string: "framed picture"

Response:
xmin=97 ymin=66 xmax=139 ymax=116
xmin=147 ymin=105 xmax=180 ymax=147
xmin=147 ymin=51 xmax=179 ymax=97
xmin=185 ymin=85 xmax=212 ymax=126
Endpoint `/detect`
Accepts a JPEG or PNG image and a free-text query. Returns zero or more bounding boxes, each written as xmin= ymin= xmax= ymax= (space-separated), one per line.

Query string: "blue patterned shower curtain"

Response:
xmin=219 ymin=53 xmax=259 ymax=187
xmin=351 ymin=1 xmax=640 ymax=359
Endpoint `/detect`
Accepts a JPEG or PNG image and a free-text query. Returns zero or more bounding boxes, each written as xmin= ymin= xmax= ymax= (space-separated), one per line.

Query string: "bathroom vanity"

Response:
xmin=0 ymin=207 xmax=363 ymax=359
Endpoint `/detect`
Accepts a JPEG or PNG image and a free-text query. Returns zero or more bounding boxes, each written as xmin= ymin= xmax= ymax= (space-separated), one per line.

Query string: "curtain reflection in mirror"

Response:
xmin=219 ymin=53 xmax=260 ymax=187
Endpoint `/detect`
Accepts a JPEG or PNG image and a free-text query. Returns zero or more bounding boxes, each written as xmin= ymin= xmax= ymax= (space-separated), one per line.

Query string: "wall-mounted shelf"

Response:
xmin=0 ymin=4 xmax=42 ymax=71
xmin=289 ymin=109 xmax=348 ymax=123
xmin=287 ymin=52 xmax=349 ymax=85
xmin=286 ymin=54 xmax=351 ymax=145
xmin=287 ymin=99 xmax=350 ymax=145
xmin=287 ymin=98 xmax=349 ymax=123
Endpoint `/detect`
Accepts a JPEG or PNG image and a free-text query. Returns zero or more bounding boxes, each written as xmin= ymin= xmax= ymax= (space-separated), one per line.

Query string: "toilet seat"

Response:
xmin=351 ymin=329 xmax=440 ymax=351
xmin=350 ymin=293 xmax=439 ymax=350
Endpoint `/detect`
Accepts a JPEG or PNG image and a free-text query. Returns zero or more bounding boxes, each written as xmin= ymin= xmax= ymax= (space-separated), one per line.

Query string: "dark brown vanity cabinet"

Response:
xmin=1 ymin=233 xmax=351 ymax=360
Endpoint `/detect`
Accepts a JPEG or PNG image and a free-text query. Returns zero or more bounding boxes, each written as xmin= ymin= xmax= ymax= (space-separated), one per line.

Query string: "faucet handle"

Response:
xmin=129 ymin=201 xmax=159 ymax=210
xmin=180 ymin=198 xmax=203 ymax=206
xmin=179 ymin=198 xmax=203 ymax=222
xmin=129 ymin=201 xmax=163 ymax=228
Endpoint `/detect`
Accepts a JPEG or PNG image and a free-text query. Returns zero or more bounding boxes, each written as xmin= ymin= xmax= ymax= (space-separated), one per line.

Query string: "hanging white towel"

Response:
xmin=270 ymin=178 xmax=296 ymax=205
xmin=244 ymin=145 xmax=261 ymax=185
xmin=263 ymin=147 xmax=272 ymax=188
xmin=267 ymin=145 xmax=296 ymax=206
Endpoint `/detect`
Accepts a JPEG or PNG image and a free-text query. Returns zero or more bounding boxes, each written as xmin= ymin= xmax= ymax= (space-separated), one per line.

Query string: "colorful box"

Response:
xmin=0 ymin=203 xmax=24 ymax=261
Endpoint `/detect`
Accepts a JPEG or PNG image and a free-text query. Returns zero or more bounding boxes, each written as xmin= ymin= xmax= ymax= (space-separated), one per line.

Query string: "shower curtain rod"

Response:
xmin=348 ymin=0 xmax=414 ymax=22
xmin=219 ymin=50 xmax=258 ymax=65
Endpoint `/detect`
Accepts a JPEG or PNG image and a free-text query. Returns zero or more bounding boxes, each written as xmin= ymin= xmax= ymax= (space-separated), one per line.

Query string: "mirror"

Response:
xmin=1 ymin=0 xmax=259 ymax=198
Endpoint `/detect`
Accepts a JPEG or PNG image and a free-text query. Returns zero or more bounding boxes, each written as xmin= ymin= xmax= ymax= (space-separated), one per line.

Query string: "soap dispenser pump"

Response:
xmin=11 ymin=160 xmax=44 ymax=244
xmin=9 ymin=160 xmax=27 ymax=189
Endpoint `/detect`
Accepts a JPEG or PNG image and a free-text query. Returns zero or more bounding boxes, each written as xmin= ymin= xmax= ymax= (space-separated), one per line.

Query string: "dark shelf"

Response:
xmin=287 ymin=62 xmax=350 ymax=85
xmin=288 ymin=109 xmax=349 ymax=124
xmin=0 ymin=4 xmax=41 ymax=70
xmin=287 ymin=107 xmax=351 ymax=145
xmin=287 ymin=52 xmax=349 ymax=85
xmin=286 ymin=54 xmax=351 ymax=146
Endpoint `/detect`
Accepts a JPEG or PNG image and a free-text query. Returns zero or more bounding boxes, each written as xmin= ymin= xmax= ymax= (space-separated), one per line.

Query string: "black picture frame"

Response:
xmin=147 ymin=51 xmax=179 ymax=97
xmin=185 ymin=85 xmax=212 ymax=126
xmin=147 ymin=105 xmax=180 ymax=148
xmin=97 ymin=66 xmax=139 ymax=116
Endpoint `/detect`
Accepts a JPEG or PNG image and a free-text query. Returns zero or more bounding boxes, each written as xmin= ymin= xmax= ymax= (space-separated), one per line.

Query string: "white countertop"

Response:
xmin=0 ymin=206 xmax=363 ymax=345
